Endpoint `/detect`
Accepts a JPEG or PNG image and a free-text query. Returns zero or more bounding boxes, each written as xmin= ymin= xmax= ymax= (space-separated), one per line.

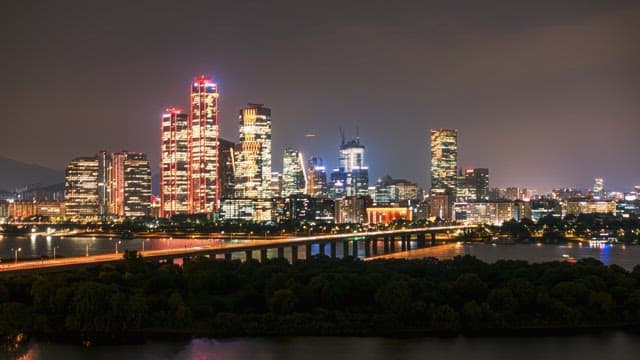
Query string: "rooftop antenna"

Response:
xmin=356 ymin=125 xmax=360 ymax=144
xmin=339 ymin=126 xmax=345 ymax=145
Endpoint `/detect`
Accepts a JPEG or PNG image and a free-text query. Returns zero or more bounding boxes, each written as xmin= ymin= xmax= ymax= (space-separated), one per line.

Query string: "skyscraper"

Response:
xmin=457 ymin=168 xmax=489 ymax=201
xmin=430 ymin=129 xmax=458 ymax=196
xmin=109 ymin=152 xmax=126 ymax=216
xmin=189 ymin=75 xmax=220 ymax=213
xmin=161 ymin=108 xmax=189 ymax=217
xmin=65 ymin=152 xmax=151 ymax=218
xmin=306 ymin=157 xmax=328 ymax=198
xmin=330 ymin=135 xmax=369 ymax=198
xmin=234 ymin=103 xmax=272 ymax=199
xmin=122 ymin=152 xmax=152 ymax=217
xmin=593 ymin=178 xmax=604 ymax=199
xmin=283 ymin=148 xmax=306 ymax=197
xmin=64 ymin=157 xmax=100 ymax=217
xmin=96 ymin=150 xmax=110 ymax=216
xmin=219 ymin=138 xmax=236 ymax=200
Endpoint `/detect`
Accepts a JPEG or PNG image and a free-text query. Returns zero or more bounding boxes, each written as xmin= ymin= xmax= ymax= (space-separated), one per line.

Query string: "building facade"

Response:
xmin=430 ymin=129 xmax=458 ymax=196
xmin=161 ymin=108 xmax=189 ymax=217
xmin=306 ymin=157 xmax=328 ymax=198
xmin=122 ymin=152 xmax=152 ymax=217
xmin=189 ymin=75 xmax=220 ymax=213
xmin=234 ymin=103 xmax=272 ymax=199
xmin=64 ymin=157 xmax=100 ymax=217
xmin=282 ymin=148 xmax=306 ymax=197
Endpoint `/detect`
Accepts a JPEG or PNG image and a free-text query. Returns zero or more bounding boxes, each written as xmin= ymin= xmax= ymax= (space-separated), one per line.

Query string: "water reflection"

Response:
xmin=11 ymin=332 xmax=640 ymax=360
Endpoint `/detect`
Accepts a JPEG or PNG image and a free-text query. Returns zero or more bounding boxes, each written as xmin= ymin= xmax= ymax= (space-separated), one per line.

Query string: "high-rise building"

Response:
xmin=270 ymin=172 xmax=283 ymax=198
xmin=188 ymin=75 xmax=220 ymax=213
xmin=234 ymin=103 xmax=272 ymax=199
xmin=283 ymin=148 xmax=306 ymax=197
xmin=97 ymin=150 xmax=110 ymax=216
xmin=430 ymin=129 xmax=458 ymax=196
xmin=65 ymin=152 xmax=151 ymax=218
xmin=306 ymin=157 xmax=328 ymax=198
xmin=64 ymin=157 xmax=100 ymax=217
xmin=374 ymin=176 xmax=422 ymax=206
xmin=219 ymin=138 xmax=236 ymax=200
xmin=593 ymin=178 xmax=604 ymax=199
xmin=457 ymin=168 xmax=489 ymax=201
xmin=122 ymin=152 xmax=152 ymax=217
xmin=108 ymin=152 xmax=126 ymax=216
xmin=330 ymin=136 xmax=369 ymax=198
xmin=161 ymin=108 xmax=189 ymax=217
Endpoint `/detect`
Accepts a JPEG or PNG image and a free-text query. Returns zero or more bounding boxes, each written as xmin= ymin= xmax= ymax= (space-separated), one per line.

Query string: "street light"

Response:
xmin=53 ymin=245 xmax=59 ymax=260
xmin=11 ymin=247 xmax=21 ymax=264
xmin=115 ymin=240 xmax=122 ymax=254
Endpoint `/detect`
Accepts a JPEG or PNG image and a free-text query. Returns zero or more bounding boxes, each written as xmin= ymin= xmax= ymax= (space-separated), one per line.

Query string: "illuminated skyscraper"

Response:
xmin=64 ymin=157 xmax=100 ymax=217
xmin=593 ymin=178 xmax=604 ymax=199
xmin=457 ymin=168 xmax=489 ymax=201
xmin=97 ymin=150 xmax=110 ymax=216
xmin=65 ymin=152 xmax=151 ymax=218
xmin=331 ymin=135 xmax=369 ymax=198
xmin=339 ymin=138 xmax=365 ymax=172
xmin=122 ymin=152 xmax=152 ymax=217
xmin=430 ymin=129 xmax=458 ymax=196
xmin=306 ymin=157 xmax=328 ymax=198
xmin=161 ymin=108 xmax=189 ymax=217
xmin=283 ymin=148 xmax=306 ymax=197
xmin=235 ymin=103 xmax=272 ymax=199
xmin=189 ymin=75 xmax=220 ymax=213
xmin=108 ymin=152 xmax=126 ymax=216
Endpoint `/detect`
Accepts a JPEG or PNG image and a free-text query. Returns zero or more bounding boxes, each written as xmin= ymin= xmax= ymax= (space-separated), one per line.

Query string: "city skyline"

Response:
xmin=1 ymin=1 xmax=639 ymax=191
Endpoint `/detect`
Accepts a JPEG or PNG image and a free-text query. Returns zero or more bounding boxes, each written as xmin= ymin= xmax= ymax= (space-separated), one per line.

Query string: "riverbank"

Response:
xmin=2 ymin=255 xmax=640 ymax=349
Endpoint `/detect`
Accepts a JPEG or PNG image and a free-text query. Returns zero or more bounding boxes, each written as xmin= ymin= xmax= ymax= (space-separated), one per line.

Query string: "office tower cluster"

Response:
xmin=160 ymin=75 xmax=379 ymax=223
xmin=161 ymin=76 xmax=233 ymax=218
xmin=65 ymin=151 xmax=151 ymax=218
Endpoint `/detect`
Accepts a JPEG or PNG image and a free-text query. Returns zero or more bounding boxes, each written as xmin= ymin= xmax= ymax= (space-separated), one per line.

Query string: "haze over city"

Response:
xmin=1 ymin=0 xmax=639 ymax=191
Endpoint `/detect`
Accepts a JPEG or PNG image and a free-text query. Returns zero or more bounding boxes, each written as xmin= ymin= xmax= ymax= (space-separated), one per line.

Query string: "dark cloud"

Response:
xmin=1 ymin=0 xmax=639 ymax=191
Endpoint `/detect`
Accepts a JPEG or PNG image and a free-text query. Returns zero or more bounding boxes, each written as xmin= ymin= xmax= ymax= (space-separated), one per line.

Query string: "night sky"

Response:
xmin=1 ymin=0 xmax=639 ymax=192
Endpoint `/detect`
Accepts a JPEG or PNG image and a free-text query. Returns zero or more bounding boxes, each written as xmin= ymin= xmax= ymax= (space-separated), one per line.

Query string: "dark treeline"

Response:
xmin=2 ymin=253 xmax=640 ymax=345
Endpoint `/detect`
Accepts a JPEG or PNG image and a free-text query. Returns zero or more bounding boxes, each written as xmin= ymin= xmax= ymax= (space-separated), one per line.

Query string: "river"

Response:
xmin=10 ymin=332 xmax=640 ymax=359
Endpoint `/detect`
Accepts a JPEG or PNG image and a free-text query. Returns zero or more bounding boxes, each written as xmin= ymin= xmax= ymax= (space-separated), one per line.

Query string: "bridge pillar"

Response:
xmin=372 ymin=239 xmax=378 ymax=255
xmin=364 ymin=240 xmax=371 ymax=257
xmin=401 ymin=236 xmax=407 ymax=251
xmin=277 ymin=247 xmax=285 ymax=259
xmin=330 ymin=241 xmax=337 ymax=258
xmin=383 ymin=238 xmax=390 ymax=253
xmin=306 ymin=244 xmax=312 ymax=259
xmin=417 ymin=233 xmax=426 ymax=248
xmin=245 ymin=250 xmax=253 ymax=261
xmin=318 ymin=243 xmax=326 ymax=256
xmin=389 ymin=236 xmax=396 ymax=252
xmin=352 ymin=240 xmax=358 ymax=258
xmin=431 ymin=232 xmax=437 ymax=246
xmin=260 ymin=249 xmax=268 ymax=262
xmin=291 ymin=245 xmax=298 ymax=263
xmin=224 ymin=252 xmax=232 ymax=261
xmin=343 ymin=241 xmax=349 ymax=258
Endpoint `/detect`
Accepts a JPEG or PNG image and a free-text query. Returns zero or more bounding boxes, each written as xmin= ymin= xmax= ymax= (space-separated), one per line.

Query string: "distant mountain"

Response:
xmin=0 ymin=156 xmax=65 ymax=192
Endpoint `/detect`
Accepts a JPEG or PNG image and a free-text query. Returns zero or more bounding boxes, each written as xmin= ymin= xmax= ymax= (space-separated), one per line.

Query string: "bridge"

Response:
xmin=0 ymin=225 xmax=477 ymax=274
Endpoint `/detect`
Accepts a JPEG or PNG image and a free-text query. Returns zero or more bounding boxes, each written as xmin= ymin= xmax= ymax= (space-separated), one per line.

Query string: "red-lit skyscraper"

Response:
xmin=189 ymin=75 xmax=220 ymax=213
xmin=161 ymin=108 xmax=189 ymax=217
